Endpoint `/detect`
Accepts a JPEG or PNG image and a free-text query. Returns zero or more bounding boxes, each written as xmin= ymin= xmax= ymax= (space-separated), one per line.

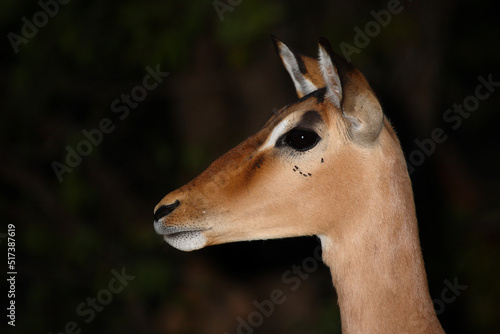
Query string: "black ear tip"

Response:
xmin=319 ymin=37 xmax=332 ymax=50
xmin=271 ymin=34 xmax=282 ymax=53
xmin=271 ymin=34 xmax=282 ymax=44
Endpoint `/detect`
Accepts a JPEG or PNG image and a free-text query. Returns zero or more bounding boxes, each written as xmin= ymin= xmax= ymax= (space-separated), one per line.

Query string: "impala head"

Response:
xmin=154 ymin=37 xmax=390 ymax=252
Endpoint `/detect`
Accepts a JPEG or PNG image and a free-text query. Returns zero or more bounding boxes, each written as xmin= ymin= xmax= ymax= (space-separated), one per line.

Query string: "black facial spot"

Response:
xmin=293 ymin=165 xmax=312 ymax=178
xmin=253 ymin=155 xmax=265 ymax=171
xmin=321 ymin=158 xmax=324 ymax=163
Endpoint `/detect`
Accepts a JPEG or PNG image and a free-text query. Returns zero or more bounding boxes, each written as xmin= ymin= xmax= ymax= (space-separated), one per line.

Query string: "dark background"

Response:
xmin=1 ymin=0 xmax=499 ymax=333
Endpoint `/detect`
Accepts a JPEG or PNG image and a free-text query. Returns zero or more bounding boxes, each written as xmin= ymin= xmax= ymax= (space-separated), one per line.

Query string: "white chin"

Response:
xmin=163 ymin=231 xmax=207 ymax=252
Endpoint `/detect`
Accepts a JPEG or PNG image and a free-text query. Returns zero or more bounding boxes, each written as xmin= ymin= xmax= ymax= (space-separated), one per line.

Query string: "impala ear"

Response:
xmin=272 ymin=35 xmax=320 ymax=98
xmin=318 ymin=37 xmax=383 ymax=145
xmin=318 ymin=39 xmax=342 ymax=109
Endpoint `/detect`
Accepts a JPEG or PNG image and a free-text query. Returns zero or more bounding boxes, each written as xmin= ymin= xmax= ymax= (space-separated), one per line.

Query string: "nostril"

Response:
xmin=154 ymin=200 xmax=180 ymax=221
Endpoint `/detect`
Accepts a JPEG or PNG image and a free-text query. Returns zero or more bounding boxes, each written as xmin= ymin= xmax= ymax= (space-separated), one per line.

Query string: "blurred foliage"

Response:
xmin=1 ymin=0 xmax=499 ymax=333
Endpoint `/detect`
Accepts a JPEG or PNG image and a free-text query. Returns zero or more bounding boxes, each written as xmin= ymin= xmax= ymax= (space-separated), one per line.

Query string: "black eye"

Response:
xmin=280 ymin=129 xmax=320 ymax=151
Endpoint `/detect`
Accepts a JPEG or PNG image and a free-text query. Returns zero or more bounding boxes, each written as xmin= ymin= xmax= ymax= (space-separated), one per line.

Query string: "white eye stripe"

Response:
xmin=258 ymin=118 xmax=290 ymax=152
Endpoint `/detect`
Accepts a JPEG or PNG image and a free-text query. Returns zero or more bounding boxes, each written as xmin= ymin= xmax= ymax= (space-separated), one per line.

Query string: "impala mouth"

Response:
xmin=154 ymin=223 xmax=209 ymax=252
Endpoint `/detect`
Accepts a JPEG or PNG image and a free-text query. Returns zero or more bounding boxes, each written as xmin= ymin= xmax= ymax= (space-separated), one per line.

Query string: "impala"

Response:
xmin=153 ymin=37 xmax=444 ymax=333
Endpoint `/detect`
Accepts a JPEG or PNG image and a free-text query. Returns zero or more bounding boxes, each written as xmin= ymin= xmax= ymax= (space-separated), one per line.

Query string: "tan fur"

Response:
xmin=154 ymin=39 xmax=444 ymax=333
xmin=300 ymin=54 xmax=326 ymax=96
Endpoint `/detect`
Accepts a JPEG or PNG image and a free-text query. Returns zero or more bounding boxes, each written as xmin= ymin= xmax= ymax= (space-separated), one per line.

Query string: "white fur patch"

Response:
xmin=164 ymin=231 xmax=207 ymax=252
xmin=318 ymin=234 xmax=335 ymax=259
xmin=259 ymin=118 xmax=289 ymax=151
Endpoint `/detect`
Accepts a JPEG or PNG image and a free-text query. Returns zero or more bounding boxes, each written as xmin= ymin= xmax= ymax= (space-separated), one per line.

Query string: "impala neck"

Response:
xmin=319 ymin=149 xmax=444 ymax=333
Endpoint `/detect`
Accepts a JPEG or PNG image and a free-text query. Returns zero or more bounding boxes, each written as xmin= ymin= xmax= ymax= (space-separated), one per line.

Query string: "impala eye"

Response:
xmin=280 ymin=129 xmax=320 ymax=151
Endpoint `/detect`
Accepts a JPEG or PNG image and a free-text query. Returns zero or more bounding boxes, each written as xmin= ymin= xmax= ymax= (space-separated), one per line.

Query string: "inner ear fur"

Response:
xmin=272 ymin=36 xmax=325 ymax=98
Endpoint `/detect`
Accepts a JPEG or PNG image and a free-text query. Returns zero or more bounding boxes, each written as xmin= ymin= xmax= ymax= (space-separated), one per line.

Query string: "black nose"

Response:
xmin=154 ymin=200 xmax=180 ymax=221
